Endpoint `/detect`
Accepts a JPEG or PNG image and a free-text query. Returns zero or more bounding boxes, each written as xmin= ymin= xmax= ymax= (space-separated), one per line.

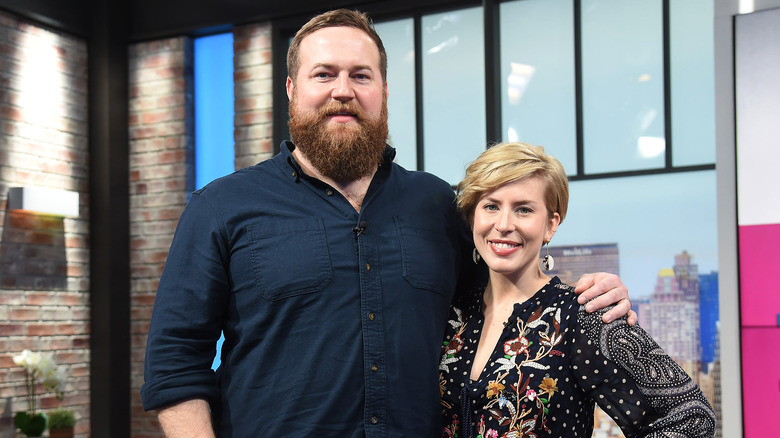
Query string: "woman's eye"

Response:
xmin=517 ymin=207 xmax=531 ymax=214
xmin=484 ymin=204 xmax=498 ymax=211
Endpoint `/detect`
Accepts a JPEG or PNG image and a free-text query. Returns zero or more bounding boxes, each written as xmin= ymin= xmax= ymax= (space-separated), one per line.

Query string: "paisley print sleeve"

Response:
xmin=571 ymin=304 xmax=716 ymax=437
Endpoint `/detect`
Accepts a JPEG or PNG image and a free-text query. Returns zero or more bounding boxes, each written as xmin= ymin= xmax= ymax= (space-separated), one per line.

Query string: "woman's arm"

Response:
xmin=571 ymin=305 xmax=716 ymax=437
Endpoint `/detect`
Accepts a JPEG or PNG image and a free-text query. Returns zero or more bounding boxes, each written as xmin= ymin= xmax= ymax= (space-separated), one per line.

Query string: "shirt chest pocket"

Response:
xmin=247 ymin=218 xmax=333 ymax=301
xmin=394 ymin=216 xmax=457 ymax=297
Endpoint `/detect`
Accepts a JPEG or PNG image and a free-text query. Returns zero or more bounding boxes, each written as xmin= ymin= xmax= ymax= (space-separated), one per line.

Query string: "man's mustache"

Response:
xmin=317 ymin=101 xmax=365 ymax=122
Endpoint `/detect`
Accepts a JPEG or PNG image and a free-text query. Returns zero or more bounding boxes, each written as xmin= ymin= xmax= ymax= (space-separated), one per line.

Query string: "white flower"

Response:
xmin=14 ymin=350 xmax=67 ymax=401
xmin=34 ymin=353 xmax=56 ymax=380
xmin=43 ymin=368 xmax=67 ymax=398
xmin=13 ymin=350 xmax=42 ymax=372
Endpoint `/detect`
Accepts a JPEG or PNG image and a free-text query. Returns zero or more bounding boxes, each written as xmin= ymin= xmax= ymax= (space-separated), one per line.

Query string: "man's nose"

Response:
xmin=331 ymin=74 xmax=355 ymax=101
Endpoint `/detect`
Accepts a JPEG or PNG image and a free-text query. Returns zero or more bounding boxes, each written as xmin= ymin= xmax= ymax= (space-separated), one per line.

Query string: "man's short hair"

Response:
xmin=287 ymin=9 xmax=388 ymax=83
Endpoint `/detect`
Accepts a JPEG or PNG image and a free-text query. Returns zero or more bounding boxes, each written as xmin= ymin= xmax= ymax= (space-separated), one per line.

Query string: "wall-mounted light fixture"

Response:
xmin=7 ymin=186 xmax=79 ymax=217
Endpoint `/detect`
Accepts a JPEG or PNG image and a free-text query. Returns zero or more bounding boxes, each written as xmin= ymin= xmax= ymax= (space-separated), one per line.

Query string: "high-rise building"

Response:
xmin=643 ymin=251 xmax=702 ymax=377
xmin=543 ymin=243 xmax=619 ymax=285
xmin=699 ymin=271 xmax=719 ymax=364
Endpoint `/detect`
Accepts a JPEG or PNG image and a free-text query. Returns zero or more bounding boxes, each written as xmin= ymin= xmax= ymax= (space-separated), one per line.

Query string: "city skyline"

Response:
xmin=547 ymin=243 xmax=720 ymax=437
xmin=552 ymin=170 xmax=718 ymax=300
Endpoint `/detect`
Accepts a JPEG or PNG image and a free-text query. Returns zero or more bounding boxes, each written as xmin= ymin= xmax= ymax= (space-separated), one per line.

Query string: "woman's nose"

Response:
xmin=495 ymin=210 xmax=512 ymax=232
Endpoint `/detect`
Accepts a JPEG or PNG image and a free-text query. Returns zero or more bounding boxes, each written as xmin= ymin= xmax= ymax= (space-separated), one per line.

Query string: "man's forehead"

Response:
xmin=299 ymin=26 xmax=380 ymax=61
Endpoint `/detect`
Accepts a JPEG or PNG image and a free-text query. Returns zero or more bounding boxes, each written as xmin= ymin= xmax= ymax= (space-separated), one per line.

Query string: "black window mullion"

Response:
xmin=483 ymin=0 xmax=501 ymax=146
xmin=663 ymin=0 xmax=673 ymax=169
xmin=573 ymin=0 xmax=584 ymax=176
xmin=414 ymin=14 xmax=425 ymax=171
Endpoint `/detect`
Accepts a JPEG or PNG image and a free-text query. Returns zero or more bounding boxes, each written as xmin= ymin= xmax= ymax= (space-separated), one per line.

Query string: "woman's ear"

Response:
xmin=546 ymin=212 xmax=561 ymax=242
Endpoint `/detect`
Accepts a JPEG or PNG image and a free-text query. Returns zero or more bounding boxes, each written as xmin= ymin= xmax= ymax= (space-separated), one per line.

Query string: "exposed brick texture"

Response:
xmin=233 ymin=23 xmax=274 ymax=169
xmin=0 ymin=8 xmax=277 ymax=438
xmin=128 ymin=36 xmax=194 ymax=437
xmin=0 ymin=10 xmax=90 ymax=438
xmin=127 ymin=21 xmax=274 ymax=437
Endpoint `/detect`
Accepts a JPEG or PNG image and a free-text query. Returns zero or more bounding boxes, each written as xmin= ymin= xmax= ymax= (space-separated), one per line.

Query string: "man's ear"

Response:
xmin=286 ymin=77 xmax=294 ymax=101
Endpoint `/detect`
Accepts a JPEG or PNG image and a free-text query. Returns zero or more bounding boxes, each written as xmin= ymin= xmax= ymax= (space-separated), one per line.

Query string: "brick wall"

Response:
xmin=128 ymin=21 xmax=274 ymax=437
xmin=233 ymin=22 xmax=274 ymax=168
xmin=128 ymin=36 xmax=194 ymax=437
xmin=0 ymin=10 xmax=90 ymax=438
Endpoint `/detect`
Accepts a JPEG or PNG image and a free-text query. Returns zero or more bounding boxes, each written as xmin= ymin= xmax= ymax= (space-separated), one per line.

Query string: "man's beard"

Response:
xmin=288 ymin=93 xmax=389 ymax=183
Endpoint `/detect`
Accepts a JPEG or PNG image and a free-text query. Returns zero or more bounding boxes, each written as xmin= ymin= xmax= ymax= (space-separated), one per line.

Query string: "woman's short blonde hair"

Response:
xmin=456 ymin=142 xmax=569 ymax=226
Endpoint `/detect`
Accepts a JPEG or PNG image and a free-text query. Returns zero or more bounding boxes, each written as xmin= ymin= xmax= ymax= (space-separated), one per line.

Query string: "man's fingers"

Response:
xmin=583 ymin=288 xmax=618 ymax=312
xmin=601 ymin=298 xmax=631 ymax=323
xmin=574 ymin=273 xmax=596 ymax=294
xmin=576 ymin=280 xmax=606 ymax=304
xmin=626 ymin=309 xmax=638 ymax=326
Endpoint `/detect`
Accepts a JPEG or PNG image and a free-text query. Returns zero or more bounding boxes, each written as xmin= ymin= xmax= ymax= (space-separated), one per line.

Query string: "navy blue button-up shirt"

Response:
xmin=141 ymin=142 xmax=482 ymax=437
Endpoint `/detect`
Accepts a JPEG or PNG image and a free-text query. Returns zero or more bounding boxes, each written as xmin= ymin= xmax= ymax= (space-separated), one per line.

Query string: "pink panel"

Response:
xmin=741 ymin=328 xmax=780 ymax=438
xmin=739 ymin=223 xmax=780 ymax=326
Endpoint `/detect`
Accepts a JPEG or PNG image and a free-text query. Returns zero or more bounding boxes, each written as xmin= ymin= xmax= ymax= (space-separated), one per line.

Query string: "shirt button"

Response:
xmin=326 ymin=189 xmax=334 ymax=196
xmin=370 ymin=416 xmax=378 ymax=424
xmin=368 ymin=312 xmax=375 ymax=320
xmin=366 ymin=263 xmax=371 ymax=271
xmin=371 ymin=364 xmax=378 ymax=372
xmin=291 ymin=171 xmax=296 ymax=177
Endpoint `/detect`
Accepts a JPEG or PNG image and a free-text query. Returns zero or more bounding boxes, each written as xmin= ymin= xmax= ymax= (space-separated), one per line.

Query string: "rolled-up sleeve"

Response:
xmin=141 ymin=193 xmax=230 ymax=411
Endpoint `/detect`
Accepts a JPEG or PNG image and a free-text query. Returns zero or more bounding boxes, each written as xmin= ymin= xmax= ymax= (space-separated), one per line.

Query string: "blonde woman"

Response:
xmin=440 ymin=142 xmax=716 ymax=437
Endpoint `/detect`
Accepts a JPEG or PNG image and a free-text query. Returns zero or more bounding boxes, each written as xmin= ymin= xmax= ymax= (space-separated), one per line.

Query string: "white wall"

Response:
xmin=714 ymin=1 xmax=780 ymax=436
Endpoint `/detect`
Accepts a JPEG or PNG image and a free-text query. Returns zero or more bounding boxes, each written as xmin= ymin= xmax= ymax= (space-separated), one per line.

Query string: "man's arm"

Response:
xmin=157 ymin=398 xmax=216 ymax=438
xmin=574 ymin=272 xmax=638 ymax=325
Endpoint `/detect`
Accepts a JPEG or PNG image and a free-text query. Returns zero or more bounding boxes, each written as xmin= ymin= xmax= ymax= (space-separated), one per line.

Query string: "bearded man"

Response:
xmin=141 ymin=9 xmax=634 ymax=438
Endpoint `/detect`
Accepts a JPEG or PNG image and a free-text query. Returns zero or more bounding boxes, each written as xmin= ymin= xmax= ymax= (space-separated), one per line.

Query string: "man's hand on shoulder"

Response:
xmin=574 ymin=272 xmax=638 ymax=325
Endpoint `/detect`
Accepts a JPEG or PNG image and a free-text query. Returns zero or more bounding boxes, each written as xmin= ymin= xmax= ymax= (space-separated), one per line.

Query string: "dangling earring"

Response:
xmin=472 ymin=247 xmax=481 ymax=264
xmin=542 ymin=240 xmax=555 ymax=271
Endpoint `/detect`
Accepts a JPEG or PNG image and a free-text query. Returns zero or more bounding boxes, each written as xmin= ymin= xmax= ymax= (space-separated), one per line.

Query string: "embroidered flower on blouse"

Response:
xmin=486 ymin=429 xmax=498 ymax=438
xmin=445 ymin=335 xmax=464 ymax=356
xmin=503 ymin=336 xmax=530 ymax=357
xmin=538 ymin=377 xmax=558 ymax=397
xmin=525 ymin=389 xmax=537 ymax=401
xmin=487 ymin=380 xmax=505 ymax=398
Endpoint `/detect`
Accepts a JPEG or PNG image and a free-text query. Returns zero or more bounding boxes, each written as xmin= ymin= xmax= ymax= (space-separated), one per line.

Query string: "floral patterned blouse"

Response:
xmin=440 ymin=277 xmax=716 ymax=438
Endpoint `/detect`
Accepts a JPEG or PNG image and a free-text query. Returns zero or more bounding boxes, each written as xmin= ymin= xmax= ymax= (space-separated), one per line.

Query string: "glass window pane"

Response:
xmin=581 ymin=0 xmax=665 ymax=174
xmin=551 ymin=170 xmax=720 ymax=435
xmin=422 ymin=7 xmax=485 ymax=185
xmin=500 ymin=0 xmax=577 ymax=175
xmin=555 ymin=171 xmax=717 ymax=309
xmin=194 ymin=33 xmax=235 ymax=190
xmin=194 ymin=33 xmax=234 ymax=370
xmin=670 ymin=0 xmax=716 ymax=166
xmin=375 ymin=18 xmax=417 ymax=170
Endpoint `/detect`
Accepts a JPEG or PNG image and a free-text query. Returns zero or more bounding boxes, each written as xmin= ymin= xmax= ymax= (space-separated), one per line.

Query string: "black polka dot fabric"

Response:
xmin=439 ymin=277 xmax=716 ymax=437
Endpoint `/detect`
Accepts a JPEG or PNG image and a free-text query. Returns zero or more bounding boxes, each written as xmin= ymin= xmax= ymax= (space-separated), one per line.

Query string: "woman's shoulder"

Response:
xmin=541 ymin=277 xmax=580 ymax=309
xmin=451 ymin=283 xmax=485 ymax=314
